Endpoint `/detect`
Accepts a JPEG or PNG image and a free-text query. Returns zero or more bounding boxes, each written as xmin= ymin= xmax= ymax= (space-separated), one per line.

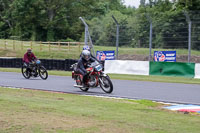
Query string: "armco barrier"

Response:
xmin=149 ymin=61 xmax=195 ymax=78
xmin=104 ymin=60 xmax=149 ymax=75
xmin=0 ymin=58 xmax=78 ymax=71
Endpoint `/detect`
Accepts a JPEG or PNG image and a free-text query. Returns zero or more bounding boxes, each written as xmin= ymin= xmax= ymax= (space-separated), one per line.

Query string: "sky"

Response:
xmin=123 ymin=0 xmax=140 ymax=8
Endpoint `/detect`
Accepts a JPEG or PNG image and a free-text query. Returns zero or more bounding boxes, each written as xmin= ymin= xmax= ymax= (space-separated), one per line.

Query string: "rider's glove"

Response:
xmin=86 ymin=70 xmax=90 ymax=74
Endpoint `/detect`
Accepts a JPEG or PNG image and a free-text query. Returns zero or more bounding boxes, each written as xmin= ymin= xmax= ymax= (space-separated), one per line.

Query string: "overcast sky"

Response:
xmin=123 ymin=0 xmax=140 ymax=8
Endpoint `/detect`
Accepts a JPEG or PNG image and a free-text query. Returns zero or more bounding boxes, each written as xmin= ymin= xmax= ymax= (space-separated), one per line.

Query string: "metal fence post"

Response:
xmin=188 ymin=21 xmax=192 ymax=63
xmin=149 ymin=21 xmax=152 ymax=61
xmin=184 ymin=11 xmax=191 ymax=63
xmin=79 ymin=17 xmax=88 ymax=46
xmin=88 ymin=30 xmax=95 ymax=56
xmin=112 ymin=15 xmax=119 ymax=60
xmin=79 ymin=17 xmax=95 ymax=56
xmin=85 ymin=27 xmax=88 ymax=45
xmin=146 ymin=14 xmax=152 ymax=61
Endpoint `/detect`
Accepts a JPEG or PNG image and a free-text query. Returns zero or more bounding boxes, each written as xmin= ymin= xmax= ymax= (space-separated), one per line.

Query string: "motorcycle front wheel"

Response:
xmin=39 ymin=66 xmax=48 ymax=80
xmin=100 ymin=76 xmax=113 ymax=93
xmin=21 ymin=66 xmax=31 ymax=79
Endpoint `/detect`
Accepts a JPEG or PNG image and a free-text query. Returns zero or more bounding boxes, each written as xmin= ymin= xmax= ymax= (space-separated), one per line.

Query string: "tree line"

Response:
xmin=0 ymin=0 xmax=200 ymax=50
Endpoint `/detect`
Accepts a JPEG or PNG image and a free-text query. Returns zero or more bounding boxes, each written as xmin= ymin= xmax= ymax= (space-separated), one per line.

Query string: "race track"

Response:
xmin=0 ymin=72 xmax=200 ymax=105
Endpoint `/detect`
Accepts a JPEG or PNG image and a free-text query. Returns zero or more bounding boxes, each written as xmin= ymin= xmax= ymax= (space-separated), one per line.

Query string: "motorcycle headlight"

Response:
xmin=36 ymin=60 xmax=41 ymax=64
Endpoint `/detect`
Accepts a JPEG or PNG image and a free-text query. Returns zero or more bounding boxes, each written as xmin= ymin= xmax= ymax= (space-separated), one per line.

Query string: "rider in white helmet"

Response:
xmin=81 ymin=45 xmax=99 ymax=62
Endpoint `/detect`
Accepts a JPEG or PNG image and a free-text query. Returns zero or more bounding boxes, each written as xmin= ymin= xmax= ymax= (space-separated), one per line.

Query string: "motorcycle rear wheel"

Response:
xmin=21 ymin=66 xmax=31 ymax=79
xmin=76 ymin=76 xmax=89 ymax=92
xmin=100 ymin=76 xmax=113 ymax=93
xmin=39 ymin=66 xmax=48 ymax=80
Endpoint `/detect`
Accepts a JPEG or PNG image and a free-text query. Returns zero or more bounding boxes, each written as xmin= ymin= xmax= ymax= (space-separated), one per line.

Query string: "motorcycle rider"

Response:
xmin=23 ymin=48 xmax=37 ymax=75
xmin=76 ymin=50 xmax=95 ymax=87
xmin=23 ymin=48 xmax=37 ymax=64
xmin=81 ymin=45 xmax=105 ymax=70
xmin=82 ymin=45 xmax=98 ymax=61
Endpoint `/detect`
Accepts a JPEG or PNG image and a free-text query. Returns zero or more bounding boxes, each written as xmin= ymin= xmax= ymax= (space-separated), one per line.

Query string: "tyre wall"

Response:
xmin=0 ymin=58 xmax=78 ymax=71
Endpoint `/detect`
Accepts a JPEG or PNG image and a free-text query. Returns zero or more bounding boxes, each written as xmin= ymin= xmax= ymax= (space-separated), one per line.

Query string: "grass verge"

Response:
xmin=0 ymin=87 xmax=200 ymax=133
xmin=1 ymin=39 xmax=200 ymax=59
xmin=0 ymin=67 xmax=200 ymax=84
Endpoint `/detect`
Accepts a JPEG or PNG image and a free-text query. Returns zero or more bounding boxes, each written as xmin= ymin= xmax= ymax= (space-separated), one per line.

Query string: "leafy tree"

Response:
xmin=0 ymin=0 xmax=14 ymax=38
xmin=0 ymin=0 xmax=200 ymax=51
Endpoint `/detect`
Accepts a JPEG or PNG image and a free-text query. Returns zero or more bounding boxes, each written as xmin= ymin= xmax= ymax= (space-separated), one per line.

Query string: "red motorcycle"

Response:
xmin=71 ymin=61 xmax=113 ymax=93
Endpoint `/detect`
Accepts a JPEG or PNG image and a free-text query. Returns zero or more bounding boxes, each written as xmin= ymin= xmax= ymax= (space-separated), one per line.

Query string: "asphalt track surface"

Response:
xmin=0 ymin=72 xmax=200 ymax=105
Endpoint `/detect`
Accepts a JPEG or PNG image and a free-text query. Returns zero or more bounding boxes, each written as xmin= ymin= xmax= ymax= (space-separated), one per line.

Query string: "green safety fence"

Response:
xmin=149 ymin=61 xmax=195 ymax=78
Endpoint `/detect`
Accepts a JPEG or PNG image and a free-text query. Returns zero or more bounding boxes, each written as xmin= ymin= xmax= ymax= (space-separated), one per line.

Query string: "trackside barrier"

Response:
xmin=149 ymin=62 xmax=195 ymax=78
xmin=0 ymin=58 xmax=78 ymax=71
xmin=195 ymin=63 xmax=200 ymax=79
xmin=104 ymin=60 xmax=200 ymax=79
xmin=1 ymin=58 xmax=200 ymax=79
xmin=104 ymin=60 xmax=149 ymax=75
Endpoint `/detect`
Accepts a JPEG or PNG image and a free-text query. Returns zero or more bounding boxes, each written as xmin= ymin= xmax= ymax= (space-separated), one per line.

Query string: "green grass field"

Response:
xmin=1 ymin=39 xmax=200 ymax=59
xmin=0 ymin=67 xmax=200 ymax=84
xmin=0 ymin=87 xmax=200 ymax=133
xmin=1 ymin=40 xmax=200 ymax=133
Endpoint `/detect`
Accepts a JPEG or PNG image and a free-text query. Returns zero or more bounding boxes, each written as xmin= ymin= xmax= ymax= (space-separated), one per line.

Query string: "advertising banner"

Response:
xmin=154 ymin=51 xmax=176 ymax=62
xmin=96 ymin=51 xmax=115 ymax=61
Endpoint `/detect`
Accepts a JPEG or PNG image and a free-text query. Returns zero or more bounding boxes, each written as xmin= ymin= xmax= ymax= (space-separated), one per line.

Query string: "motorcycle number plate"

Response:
xmin=95 ymin=65 xmax=102 ymax=71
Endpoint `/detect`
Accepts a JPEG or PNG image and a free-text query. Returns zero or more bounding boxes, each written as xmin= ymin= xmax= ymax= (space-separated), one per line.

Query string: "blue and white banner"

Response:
xmin=154 ymin=51 xmax=176 ymax=62
xmin=96 ymin=51 xmax=115 ymax=61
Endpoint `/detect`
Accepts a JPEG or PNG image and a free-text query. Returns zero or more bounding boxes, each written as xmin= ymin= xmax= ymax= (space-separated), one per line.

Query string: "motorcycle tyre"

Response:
xmin=21 ymin=66 xmax=31 ymax=79
xmin=100 ymin=76 xmax=113 ymax=93
xmin=39 ymin=66 xmax=48 ymax=80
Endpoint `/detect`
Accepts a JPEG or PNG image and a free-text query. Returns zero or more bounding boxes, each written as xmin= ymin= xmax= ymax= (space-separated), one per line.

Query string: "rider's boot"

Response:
xmin=82 ymin=75 xmax=88 ymax=88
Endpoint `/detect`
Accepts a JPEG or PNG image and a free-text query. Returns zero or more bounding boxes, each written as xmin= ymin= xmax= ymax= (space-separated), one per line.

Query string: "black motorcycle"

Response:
xmin=21 ymin=60 xmax=48 ymax=80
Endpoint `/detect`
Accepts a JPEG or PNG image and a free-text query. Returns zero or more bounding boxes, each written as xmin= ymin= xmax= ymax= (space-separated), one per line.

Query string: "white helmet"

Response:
xmin=82 ymin=50 xmax=91 ymax=61
xmin=27 ymin=48 xmax=32 ymax=53
xmin=83 ymin=45 xmax=90 ymax=51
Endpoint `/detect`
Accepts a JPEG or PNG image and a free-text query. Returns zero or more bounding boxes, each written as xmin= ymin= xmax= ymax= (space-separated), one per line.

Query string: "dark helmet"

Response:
xmin=82 ymin=50 xmax=91 ymax=61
